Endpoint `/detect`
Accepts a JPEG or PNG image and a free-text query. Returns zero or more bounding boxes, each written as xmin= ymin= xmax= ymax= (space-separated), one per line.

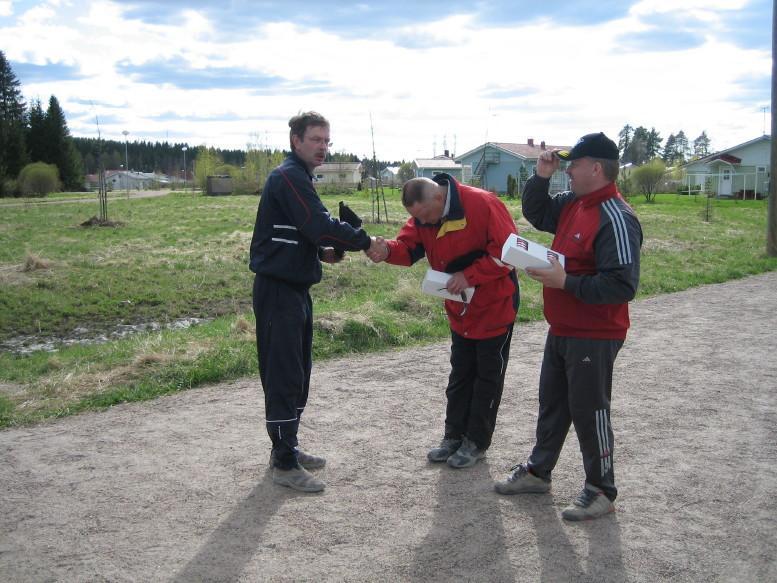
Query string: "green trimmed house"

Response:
xmin=681 ymin=135 xmax=771 ymax=199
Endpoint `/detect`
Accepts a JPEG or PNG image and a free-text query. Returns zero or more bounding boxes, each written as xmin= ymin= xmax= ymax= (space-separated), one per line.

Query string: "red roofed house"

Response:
xmin=681 ymin=135 xmax=771 ymax=198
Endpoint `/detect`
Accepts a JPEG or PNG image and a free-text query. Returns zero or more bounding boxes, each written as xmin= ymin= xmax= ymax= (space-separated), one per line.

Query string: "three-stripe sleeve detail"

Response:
xmin=602 ymin=199 xmax=633 ymax=265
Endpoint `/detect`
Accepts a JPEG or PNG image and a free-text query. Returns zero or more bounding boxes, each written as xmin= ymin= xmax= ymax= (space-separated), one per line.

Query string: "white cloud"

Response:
xmin=0 ymin=1 xmax=13 ymax=17
xmin=3 ymin=0 xmax=770 ymax=160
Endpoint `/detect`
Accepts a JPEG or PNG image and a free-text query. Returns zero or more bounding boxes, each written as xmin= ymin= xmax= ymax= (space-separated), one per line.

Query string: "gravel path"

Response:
xmin=2 ymin=272 xmax=776 ymax=582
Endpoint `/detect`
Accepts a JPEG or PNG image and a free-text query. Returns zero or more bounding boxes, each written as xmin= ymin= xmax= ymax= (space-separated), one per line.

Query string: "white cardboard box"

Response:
xmin=421 ymin=269 xmax=475 ymax=303
xmin=500 ymin=234 xmax=565 ymax=271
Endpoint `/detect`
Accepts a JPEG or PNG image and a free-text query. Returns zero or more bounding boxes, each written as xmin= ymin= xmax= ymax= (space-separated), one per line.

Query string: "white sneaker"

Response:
xmin=561 ymin=484 xmax=615 ymax=521
xmin=494 ymin=463 xmax=551 ymax=495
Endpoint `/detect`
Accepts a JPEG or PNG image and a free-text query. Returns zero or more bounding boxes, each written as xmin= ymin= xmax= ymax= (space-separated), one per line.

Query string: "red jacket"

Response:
xmin=522 ymin=176 xmax=643 ymax=340
xmin=385 ymin=174 xmax=518 ymax=339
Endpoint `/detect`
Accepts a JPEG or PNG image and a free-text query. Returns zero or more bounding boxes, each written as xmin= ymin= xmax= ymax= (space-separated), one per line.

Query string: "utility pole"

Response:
xmin=182 ymin=146 xmax=188 ymax=192
xmin=122 ymin=130 xmax=129 ymax=199
xmin=369 ymin=113 xmax=388 ymax=223
xmin=768 ymin=0 xmax=777 ymax=255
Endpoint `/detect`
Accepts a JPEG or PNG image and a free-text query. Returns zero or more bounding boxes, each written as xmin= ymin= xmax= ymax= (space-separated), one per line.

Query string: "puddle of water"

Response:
xmin=1 ymin=317 xmax=211 ymax=356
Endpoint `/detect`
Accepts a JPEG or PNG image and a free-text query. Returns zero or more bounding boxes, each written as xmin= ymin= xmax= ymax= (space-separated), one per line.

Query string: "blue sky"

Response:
xmin=1 ymin=0 xmax=771 ymax=161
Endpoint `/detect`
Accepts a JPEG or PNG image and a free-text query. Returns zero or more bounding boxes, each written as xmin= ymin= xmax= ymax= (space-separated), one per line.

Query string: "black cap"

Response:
xmin=555 ymin=132 xmax=619 ymax=161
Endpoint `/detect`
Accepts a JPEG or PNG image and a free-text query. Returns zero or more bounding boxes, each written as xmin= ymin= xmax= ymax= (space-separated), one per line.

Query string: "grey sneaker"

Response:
xmin=446 ymin=437 xmax=485 ymax=469
xmin=272 ymin=465 xmax=325 ymax=493
xmin=269 ymin=448 xmax=326 ymax=470
xmin=427 ymin=438 xmax=462 ymax=462
xmin=296 ymin=449 xmax=326 ymax=470
xmin=494 ymin=463 xmax=551 ymax=495
xmin=561 ymin=485 xmax=615 ymax=521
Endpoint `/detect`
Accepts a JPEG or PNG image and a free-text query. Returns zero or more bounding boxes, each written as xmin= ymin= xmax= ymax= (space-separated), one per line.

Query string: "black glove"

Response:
xmin=334 ymin=201 xmax=364 ymax=259
xmin=339 ymin=201 xmax=362 ymax=228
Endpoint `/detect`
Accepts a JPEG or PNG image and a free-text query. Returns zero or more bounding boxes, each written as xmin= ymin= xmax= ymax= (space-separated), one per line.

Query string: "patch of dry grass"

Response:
xmin=315 ymin=304 xmax=378 ymax=335
xmin=8 ymin=339 xmax=214 ymax=415
xmin=231 ymin=315 xmax=255 ymax=341
xmin=22 ymin=252 xmax=51 ymax=272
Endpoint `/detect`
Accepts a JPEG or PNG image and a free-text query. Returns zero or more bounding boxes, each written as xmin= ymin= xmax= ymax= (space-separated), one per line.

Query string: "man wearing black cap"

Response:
xmin=494 ymin=132 xmax=643 ymax=521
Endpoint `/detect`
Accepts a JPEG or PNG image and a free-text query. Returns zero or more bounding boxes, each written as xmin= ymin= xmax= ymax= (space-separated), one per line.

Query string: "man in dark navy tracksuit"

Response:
xmin=249 ymin=111 xmax=379 ymax=493
xmin=494 ymin=132 xmax=643 ymax=521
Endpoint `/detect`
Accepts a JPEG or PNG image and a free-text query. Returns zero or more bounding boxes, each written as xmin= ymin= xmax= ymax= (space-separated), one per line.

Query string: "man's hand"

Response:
xmin=366 ymin=236 xmax=389 ymax=263
xmin=536 ymin=149 xmax=560 ymax=179
xmin=525 ymin=255 xmax=566 ymax=288
xmin=320 ymin=247 xmax=343 ymax=264
xmin=446 ymin=271 xmax=470 ymax=294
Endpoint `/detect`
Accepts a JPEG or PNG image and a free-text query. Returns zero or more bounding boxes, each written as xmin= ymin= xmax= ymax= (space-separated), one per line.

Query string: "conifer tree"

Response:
xmin=44 ymin=95 xmax=83 ymax=190
xmin=0 ymin=50 xmax=29 ymax=189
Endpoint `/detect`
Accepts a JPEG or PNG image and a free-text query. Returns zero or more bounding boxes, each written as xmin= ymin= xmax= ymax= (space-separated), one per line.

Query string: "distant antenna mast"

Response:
xmin=369 ymin=113 xmax=389 ymax=223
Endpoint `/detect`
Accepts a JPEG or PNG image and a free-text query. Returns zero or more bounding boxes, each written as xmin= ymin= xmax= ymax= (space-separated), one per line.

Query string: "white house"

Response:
xmin=681 ymin=135 xmax=771 ymax=198
xmin=413 ymin=153 xmax=469 ymax=182
xmin=381 ymin=166 xmax=401 ymax=187
xmin=86 ymin=170 xmax=171 ymax=191
xmin=313 ymin=162 xmax=362 ymax=189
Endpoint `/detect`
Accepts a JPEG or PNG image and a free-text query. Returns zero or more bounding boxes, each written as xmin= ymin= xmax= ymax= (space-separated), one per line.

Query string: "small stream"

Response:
xmin=1 ymin=317 xmax=211 ymax=356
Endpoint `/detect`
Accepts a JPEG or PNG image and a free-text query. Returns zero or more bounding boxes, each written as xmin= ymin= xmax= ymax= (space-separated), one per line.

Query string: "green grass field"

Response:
xmin=1 ymin=189 xmax=776 ymax=427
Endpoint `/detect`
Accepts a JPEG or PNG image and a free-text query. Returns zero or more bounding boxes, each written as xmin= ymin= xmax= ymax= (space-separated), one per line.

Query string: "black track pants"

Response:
xmin=443 ymin=326 xmax=513 ymax=450
xmin=253 ymin=274 xmax=313 ymax=470
xmin=527 ymin=333 xmax=623 ymax=501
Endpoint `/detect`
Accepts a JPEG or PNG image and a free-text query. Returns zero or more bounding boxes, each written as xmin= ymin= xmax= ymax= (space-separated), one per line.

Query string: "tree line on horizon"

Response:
xmin=617 ymin=124 xmax=712 ymax=167
xmin=2 ymin=51 xmax=404 ymax=196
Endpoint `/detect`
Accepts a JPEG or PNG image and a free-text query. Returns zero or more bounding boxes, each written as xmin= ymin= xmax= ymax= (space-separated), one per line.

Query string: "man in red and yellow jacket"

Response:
xmin=368 ymin=173 xmax=519 ymax=468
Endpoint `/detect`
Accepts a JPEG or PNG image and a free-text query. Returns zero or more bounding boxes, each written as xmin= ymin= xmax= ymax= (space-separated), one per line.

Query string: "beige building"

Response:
xmin=313 ymin=162 xmax=362 ymax=189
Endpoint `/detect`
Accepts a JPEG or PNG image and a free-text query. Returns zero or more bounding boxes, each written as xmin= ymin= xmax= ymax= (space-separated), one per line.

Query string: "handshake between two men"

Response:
xmin=329 ymin=201 xmax=472 ymax=297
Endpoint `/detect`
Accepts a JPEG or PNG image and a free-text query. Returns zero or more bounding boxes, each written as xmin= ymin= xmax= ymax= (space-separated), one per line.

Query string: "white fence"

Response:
xmin=684 ymin=169 xmax=769 ymax=199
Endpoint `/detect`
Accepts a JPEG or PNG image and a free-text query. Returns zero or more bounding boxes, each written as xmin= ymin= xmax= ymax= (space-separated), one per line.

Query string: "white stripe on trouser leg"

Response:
xmin=596 ymin=410 xmax=605 ymax=476
xmin=596 ymin=409 xmax=610 ymax=476
xmin=602 ymin=409 xmax=612 ymax=473
xmin=498 ymin=328 xmax=512 ymax=376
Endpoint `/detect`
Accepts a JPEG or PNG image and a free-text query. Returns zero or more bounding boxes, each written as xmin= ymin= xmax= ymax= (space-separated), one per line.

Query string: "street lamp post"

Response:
xmin=182 ymin=146 xmax=188 ymax=192
xmin=122 ymin=130 xmax=130 ymax=198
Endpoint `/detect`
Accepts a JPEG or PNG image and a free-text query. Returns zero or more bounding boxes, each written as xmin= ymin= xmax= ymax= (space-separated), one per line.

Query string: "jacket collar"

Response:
xmin=286 ymin=151 xmax=315 ymax=179
xmin=425 ymin=173 xmax=467 ymax=237
xmin=579 ymin=181 xmax=619 ymax=208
